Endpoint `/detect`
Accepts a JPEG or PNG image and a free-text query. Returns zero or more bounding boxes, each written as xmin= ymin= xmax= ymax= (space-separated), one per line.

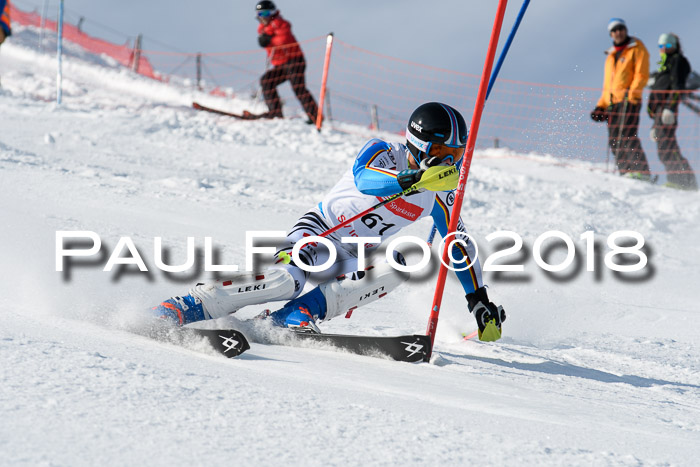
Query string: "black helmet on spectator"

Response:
xmin=256 ymin=1 xmax=278 ymax=17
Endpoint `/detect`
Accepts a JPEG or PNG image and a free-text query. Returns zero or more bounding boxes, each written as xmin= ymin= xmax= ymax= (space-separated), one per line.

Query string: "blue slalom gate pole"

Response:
xmin=56 ymin=0 xmax=64 ymax=105
xmin=486 ymin=0 xmax=530 ymax=101
xmin=426 ymin=0 xmax=530 ymax=243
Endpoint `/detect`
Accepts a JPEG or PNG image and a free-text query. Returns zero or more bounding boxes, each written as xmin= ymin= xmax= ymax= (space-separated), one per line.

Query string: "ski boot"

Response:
xmin=282 ymin=307 xmax=322 ymax=333
xmin=624 ymin=171 xmax=653 ymax=183
xmin=466 ymin=287 xmax=506 ymax=342
xmin=151 ymin=294 xmax=206 ymax=326
xmin=269 ymin=287 xmax=327 ymax=333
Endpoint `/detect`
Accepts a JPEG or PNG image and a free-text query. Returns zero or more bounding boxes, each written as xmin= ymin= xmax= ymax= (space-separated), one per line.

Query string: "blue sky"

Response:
xmin=11 ymin=0 xmax=700 ymax=88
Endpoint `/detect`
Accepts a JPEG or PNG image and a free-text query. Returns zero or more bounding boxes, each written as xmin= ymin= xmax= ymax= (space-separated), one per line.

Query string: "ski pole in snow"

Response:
xmin=614 ymin=95 xmax=629 ymax=175
xmin=605 ymin=134 xmax=611 ymax=173
xmin=254 ymin=55 xmax=270 ymax=108
xmin=426 ymin=0 xmax=509 ymax=356
xmin=56 ymin=0 xmax=64 ymax=105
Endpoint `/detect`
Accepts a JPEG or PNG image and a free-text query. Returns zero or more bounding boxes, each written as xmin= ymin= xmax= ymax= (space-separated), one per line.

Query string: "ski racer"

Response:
xmin=152 ymin=102 xmax=506 ymax=341
xmin=249 ymin=1 xmax=319 ymax=123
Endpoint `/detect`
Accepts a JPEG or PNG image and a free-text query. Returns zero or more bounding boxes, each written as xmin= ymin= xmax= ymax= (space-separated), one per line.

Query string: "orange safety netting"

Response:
xmin=7 ymin=4 xmax=698 ymax=181
xmin=9 ymin=2 xmax=157 ymax=79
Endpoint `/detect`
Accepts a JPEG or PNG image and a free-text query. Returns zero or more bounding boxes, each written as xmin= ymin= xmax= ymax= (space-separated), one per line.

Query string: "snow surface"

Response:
xmin=2 ymin=26 xmax=700 ymax=466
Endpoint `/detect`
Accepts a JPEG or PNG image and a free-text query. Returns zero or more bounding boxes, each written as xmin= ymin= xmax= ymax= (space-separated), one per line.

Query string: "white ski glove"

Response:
xmin=661 ymin=108 xmax=676 ymax=125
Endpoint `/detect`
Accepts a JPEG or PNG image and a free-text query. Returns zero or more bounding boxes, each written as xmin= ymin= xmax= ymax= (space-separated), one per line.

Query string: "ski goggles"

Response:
xmin=257 ymin=10 xmax=275 ymax=18
xmin=406 ymin=128 xmax=465 ymax=165
xmin=658 ymin=43 xmax=674 ymax=49
xmin=431 ymin=144 xmax=466 ymax=166
xmin=406 ymin=128 xmax=466 ymax=165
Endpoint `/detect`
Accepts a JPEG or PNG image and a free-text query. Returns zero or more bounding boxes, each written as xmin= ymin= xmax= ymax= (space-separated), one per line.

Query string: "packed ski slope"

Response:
xmin=2 ymin=26 xmax=700 ymax=466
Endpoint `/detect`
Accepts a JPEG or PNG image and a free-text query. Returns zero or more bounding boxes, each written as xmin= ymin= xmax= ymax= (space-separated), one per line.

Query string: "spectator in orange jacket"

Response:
xmin=0 ymin=0 xmax=12 ymax=46
xmin=250 ymin=1 xmax=319 ymax=123
xmin=590 ymin=18 xmax=651 ymax=180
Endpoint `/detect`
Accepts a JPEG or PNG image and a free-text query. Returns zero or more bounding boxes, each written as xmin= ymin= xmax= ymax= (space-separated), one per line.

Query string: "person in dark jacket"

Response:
xmin=0 ymin=0 xmax=12 ymax=47
xmin=648 ymin=33 xmax=697 ymax=190
xmin=250 ymin=1 xmax=319 ymax=122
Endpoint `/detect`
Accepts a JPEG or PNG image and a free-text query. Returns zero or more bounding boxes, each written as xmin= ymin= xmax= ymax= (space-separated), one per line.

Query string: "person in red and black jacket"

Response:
xmin=0 ymin=0 xmax=12 ymax=47
xmin=253 ymin=1 xmax=319 ymax=122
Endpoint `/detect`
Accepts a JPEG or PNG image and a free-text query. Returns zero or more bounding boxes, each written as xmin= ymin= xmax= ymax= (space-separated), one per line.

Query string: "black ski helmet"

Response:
xmin=406 ymin=102 xmax=468 ymax=166
xmin=256 ymin=1 xmax=277 ymax=14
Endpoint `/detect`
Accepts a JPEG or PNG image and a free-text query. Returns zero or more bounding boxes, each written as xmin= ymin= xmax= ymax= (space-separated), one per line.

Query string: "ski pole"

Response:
xmin=615 ymin=95 xmax=629 ymax=174
xmin=682 ymin=98 xmax=700 ymax=116
xmin=426 ymin=224 xmax=438 ymax=247
xmin=277 ymin=167 xmax=459 ymax=264
xmin=255 ymin=56 xmax=271 ymax=107
xmin=319 ymin=166 xmax=458 ymax=239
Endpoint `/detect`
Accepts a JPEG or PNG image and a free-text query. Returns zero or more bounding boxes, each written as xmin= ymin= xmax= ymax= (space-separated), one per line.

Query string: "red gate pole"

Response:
xmin=425 ymin=0 xmax=509 ymax=357
xmin=316 ymin=33 xmax=334 ymax=131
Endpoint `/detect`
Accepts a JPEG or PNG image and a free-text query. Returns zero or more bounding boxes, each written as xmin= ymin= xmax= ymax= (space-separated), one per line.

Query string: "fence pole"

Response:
xmin=316 ymin=32 xmax=334 ymax=131
xmin=425 ymin=0 xmax=509 ymax=357
xmin=131 ymin=34 xmax=142 ymax=73
xmin=371 ymin=105 xmax=379 ymax=131
xmin=196 ymin=53 xmax=202 ymax=90
xmin=39 ymin=0 xmax=49 ymax=51
xmin=56 ymin=0 xmax=64 ymax=105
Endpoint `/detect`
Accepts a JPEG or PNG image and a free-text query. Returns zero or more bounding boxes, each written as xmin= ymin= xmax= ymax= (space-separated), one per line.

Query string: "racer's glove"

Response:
xmin=466 ymin=286 xmax=506 ymax=342
xmin=397 ymin=156 xmax=441 ymax=193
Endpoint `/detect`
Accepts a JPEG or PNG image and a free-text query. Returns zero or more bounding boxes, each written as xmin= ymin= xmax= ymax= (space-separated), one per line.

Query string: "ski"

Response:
xmin=192 ymin=102 xmax=251 ymax=119
xmin=148 ymin=321 xmax=428 ymax=362
xmin=189 ymin=328 xmax=250 ymax=357
xmin=290 ymin=332 xmax=431 ymax=363
xmin=151 ymin=327 xmax=250 ymax=358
